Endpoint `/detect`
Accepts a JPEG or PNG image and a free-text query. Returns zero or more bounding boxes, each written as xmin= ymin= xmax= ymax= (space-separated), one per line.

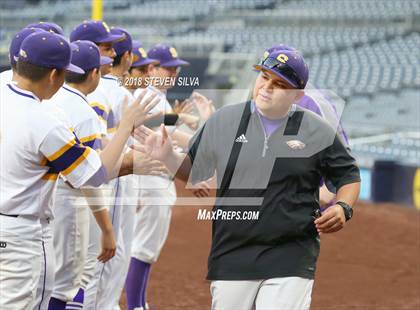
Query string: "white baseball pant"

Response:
xmin=107 ymin=175 xmax=137 ymax=309
xmin=51 ymin=193 xmax=90 ymax=301
xmin=83 ymin=177 xmax=128 ymax=309
xmin=210 ymin=277 xmax=314 ymax=310
xmin=0 ymin=215 xmax=54 ymax=310
xmin=131 ymin=175 xmax=177 ymax=263
xmin=35 ymin=218 xmax=55 ymax=310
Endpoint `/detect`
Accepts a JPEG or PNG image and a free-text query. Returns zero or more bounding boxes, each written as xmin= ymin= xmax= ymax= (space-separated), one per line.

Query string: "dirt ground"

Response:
xmin=122 ymin=185 xmax=420 ymax=310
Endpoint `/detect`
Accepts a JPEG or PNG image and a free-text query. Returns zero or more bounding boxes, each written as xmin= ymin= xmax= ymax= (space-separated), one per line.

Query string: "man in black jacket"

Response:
xmin=133 ymin=47 xmax=361 ymax=310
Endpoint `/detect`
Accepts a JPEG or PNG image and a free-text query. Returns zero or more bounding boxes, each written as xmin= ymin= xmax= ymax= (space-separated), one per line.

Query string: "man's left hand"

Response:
xmin=314 ymin=205 xmax=346 ymax=234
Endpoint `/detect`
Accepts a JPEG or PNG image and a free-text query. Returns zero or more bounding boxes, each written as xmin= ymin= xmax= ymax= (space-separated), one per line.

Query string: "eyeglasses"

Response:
xmin=259 ymin=57 xmax=304 ymax=89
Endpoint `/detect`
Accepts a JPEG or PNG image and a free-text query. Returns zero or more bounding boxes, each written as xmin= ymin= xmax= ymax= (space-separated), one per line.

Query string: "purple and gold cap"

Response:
xmin=110 ymin=27 xmax=132 ymax=56
xmin=148 ymin=44 xmax=189 ymax=67
xmin=18 ymin=32 xmax=84 ymax=74
xmin=25 ymin=21 xmax=64 ymax=35
xmin=254 ymin=48 xmax=309 ymax=89
xmin=70 ymin=40 xmax=113 ymax=72
xmin=131 ymin=40 xmax=159 ymax=67
xmin=9 ymin=28 xmax=46 ymax=66
xmin=70 ymin=20 xmax=124 ymax=43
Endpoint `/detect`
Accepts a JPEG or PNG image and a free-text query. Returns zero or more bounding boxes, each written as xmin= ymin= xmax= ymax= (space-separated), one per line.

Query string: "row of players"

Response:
xmin=0 ymin=20 xmax=215 ymax=310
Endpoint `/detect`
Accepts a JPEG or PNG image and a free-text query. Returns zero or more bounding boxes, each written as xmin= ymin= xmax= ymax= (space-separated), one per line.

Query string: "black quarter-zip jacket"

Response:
xmin=188 ymin=101 xmax=360 ymax=280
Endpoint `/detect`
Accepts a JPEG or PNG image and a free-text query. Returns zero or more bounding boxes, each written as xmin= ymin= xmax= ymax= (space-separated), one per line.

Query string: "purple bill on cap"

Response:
xmin=254 ymin=48 xmax=309 ymax=89
xmin=70 ymin=40 xmax=112 ymax=72
xmin=19 ymin=32 xmax=84 ymax=74
xmin=148 ymin=44 xmax=189 ymax=67
xmin=70 ymin=20 xmax=124 ymax=43
xmin=110 ymin=27 xmax=132 ymax=56
xmin=9 ymin=28 xmax=46 ymax=65
xmin=25 ymin=21 xmax=65 ymax=35
xmin=131 ymin=40 xmax=159 ymax=67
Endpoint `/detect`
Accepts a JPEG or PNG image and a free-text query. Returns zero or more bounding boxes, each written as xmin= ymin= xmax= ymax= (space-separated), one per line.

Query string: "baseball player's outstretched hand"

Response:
xmin=98 ymin=230 xmax=116 ymax=263
xmin=125 ymin=148 xmax=168 ymax=176
xmin=173 ymin=99 xmax=195 ymax=114
xmin=191 ymin=91 xmax=215 ymax=121
xmin=314 ymin=205 xmax=346 ymax=234
xmin=132 ymin=124 xmax=174 ymax=162
xmin=120 ymin=92 xmax=160 ymax=130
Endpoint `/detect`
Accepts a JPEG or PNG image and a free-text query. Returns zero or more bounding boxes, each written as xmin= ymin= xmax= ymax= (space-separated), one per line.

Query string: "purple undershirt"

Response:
xmin=258 ymin=113 xmax=286 ymax=136
xmin=252 ymin=103 xmax=286 ymax=137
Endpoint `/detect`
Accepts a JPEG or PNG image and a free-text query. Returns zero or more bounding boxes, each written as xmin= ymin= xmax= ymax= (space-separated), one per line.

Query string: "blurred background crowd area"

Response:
xmin=1 ymin=0 xmax=419 ymax=207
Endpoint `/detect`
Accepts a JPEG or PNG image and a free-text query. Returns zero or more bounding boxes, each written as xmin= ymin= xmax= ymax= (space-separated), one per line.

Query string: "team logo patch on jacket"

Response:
xmin=286 ymin=140 xmax=306 ymax=150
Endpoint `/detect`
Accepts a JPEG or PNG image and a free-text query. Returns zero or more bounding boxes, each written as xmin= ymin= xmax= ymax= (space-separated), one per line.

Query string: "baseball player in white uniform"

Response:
xmin=0 ymin=28 xmax=160 ymax=310
xmin=68 ymin=21 xmax=125 ymax=306
xmin=69 ymin=23 xmax=163 ymax=309
xmin=82 ymin=26 xmax=136 ymax=310
xmin=43 ymin=40 xmax=117 ymax=310
xmin=126 ymin=44 xmax=190 ymax=310
xmin=0 ymin=31 xmax=101 ymax=310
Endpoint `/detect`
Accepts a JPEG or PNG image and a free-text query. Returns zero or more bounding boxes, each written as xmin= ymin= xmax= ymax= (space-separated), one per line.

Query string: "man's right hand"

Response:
xmin=132 ymin=124 xmax=174 ymax=162
xmin=129 ymin=149 xmax=168 ymax=176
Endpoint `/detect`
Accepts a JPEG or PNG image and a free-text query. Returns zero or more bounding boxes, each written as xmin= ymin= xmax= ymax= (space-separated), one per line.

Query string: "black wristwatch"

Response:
xmin=336 ymin=201 xmax=353 ymax=222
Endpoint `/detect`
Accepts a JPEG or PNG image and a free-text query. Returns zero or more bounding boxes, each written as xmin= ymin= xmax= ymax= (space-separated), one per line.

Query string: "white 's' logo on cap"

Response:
xmin=169 ymin=47 xmax=178 ymax=58
xmin=19 ymin=49 xmax=27 ymax=58
xmin=286 ymin=140 xmax=305 ymax=150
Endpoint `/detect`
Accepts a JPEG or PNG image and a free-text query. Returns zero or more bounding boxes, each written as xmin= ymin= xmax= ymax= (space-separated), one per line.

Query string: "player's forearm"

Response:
xmin=164 ymin=150 xmax=192 ymax=182
xmin=171 ymin=129 xmax=193 ymax=148
xmin=335 ymin=182 xmax=360 ymax=207
xmin=118 ymin=151 xmax=133 ymax=177
xmin=99 ymin=125 xmax=131 ymax=179
xmin=92 ymin=208 xmax=114 ymax=234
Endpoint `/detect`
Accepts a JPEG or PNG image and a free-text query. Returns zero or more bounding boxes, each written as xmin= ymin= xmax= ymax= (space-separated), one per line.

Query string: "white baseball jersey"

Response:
xmin=0 ymin=69 xmax=13 ymax=88
xmin=87 ymin=78 xmax=112 ymax=136
xmin=88 ymin=75 xmax=129 ymax=137
xmin=0 ymin=83 xmax=102 ymax=219
xmin=45 ymin=84 xmax=103 ymax=152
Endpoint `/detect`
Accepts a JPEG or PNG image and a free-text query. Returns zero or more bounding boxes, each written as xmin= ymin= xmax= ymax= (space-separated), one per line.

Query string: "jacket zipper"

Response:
xmin=257 ymin=113 xmax=269 ymax=157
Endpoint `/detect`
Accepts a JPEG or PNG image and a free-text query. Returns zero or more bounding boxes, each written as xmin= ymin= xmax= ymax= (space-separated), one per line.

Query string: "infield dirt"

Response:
xmin=121 ymin=182 xmax=420 ymax=310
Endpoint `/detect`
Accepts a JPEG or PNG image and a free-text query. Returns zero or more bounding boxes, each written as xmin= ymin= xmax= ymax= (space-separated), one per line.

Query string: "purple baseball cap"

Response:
xmin=25 ymin=21 xmax=65 ymax=35
xmin=131 ymin=40 xmax=159 ymax=67
xmin=148 ymin=44 xmax=189 ymax=67
xmin=70 ymin=40 xmax=113 ymax=72
xmin=70 ymin=20 xmax=124 ymax=44
xmin=110 ymin=27 xmax=132 ymax=56
xmin=257 ymin=44 xmax=296 ymax=68
xmin=18 ymin=32 xmax=84 ymax=74
xmin=254 ymin=48 xmax=309 ymax=89
xmin=9 ymin=28 xmax=46 ymax=66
